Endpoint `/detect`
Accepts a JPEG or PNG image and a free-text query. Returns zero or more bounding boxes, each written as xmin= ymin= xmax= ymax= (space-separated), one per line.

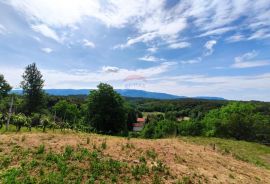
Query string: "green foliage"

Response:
xmin=20 ymin=63 xmax=45 ymax=114
xmin=178 ymin=120 xmax=203 ymax=136
xmin=125 ymin=104 xmax=137 ymax=131
xmin=40 ymin=115 xmax=51 ymax=132
xmin=0 ymin=74 xmax=12 ymax=99
xmin=87 ymin=83 xmax=127 ymax=134
xmin=141 ymin=120 xmax=177 ymax=139
xmin=36 ymin=144 xmax=45 ymax=154
xmin=11 ymin=113 xmax=28 ymax=132
xmin=181 ymin=136 xmax=270 ymax=169
xmin=52 ymin=100 xmax=79 ymax=127
xmin=202 ymin=102 xmax=270 ymax=142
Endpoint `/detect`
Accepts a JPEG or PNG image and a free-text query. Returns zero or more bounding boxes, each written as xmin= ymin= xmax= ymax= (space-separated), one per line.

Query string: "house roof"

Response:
xmin=137 ymin=118 xmax=145 ymax=122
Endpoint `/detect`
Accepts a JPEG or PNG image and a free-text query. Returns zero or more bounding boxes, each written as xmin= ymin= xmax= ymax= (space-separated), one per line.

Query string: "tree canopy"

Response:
xmin=87 ymin=83 xmax=127 ymax=134
xmin=20 ymin=63 xmax=45 ymax=114
xmin=0 ymin=74 xmax=12 ymax=99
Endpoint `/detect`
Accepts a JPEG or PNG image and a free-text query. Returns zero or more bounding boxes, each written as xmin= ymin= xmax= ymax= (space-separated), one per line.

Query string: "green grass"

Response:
xmin=0 ymin=125 xmax=74 ymax=134
xmin=181 ymin=136 xmax=270 ymax=169
xmin=142 ymin=112 xmax=165 ymax=118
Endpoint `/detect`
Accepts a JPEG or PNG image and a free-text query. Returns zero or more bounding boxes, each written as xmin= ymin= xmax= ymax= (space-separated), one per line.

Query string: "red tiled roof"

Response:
xmin=137 ymin=118 xmax=145 ymax=122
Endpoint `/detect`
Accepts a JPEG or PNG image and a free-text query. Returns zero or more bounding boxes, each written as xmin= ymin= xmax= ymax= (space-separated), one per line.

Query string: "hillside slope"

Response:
xmin=0 ymin=133 xmax=269 ymax=183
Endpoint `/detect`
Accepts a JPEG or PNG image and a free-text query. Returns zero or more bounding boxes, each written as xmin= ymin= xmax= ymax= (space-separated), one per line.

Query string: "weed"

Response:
xmin=1 ymin=156 xmax=11 ymax=168
xmin=101 ymin=139 xmax=107 ymax=150
xmin=153 ymin=172 xmax=162 ymax=184
xmin=146 ymin=149 xmax=157 ymax=160
xmin=131 ymin=163 xmax=149 ymax=180
xmin=152 ymin=160 xmax=166 ymax=173
xmin=64 ymin=145 xmax=74 ymax=159
xmin=139 ymin=156 xmax=146 ymax=163
xmin=180 ymin=176 xmax=192 ymax=184
xmin=229 ymin=173 xmax=235 ymax=179
xmin=21 ymin=135 xmax=26 ymax=142
xmin=36 ymin=144 xmax=45 ymax=154
xmin=87 ymin=137 xmax=90 ymax=144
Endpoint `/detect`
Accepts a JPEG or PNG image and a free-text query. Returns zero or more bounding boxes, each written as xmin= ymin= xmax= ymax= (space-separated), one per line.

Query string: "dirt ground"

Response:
xmin=0 ymin=132 xmax=269 ymax=184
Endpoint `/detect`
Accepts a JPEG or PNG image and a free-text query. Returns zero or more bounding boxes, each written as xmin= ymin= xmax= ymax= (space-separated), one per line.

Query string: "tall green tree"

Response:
xmin=0 ymin=74 xmax=12 ymax=99
xmin=87 ymin=83 xmax=127 ymax=134
xmin=20 ymin=63 xmax=45 ymax=114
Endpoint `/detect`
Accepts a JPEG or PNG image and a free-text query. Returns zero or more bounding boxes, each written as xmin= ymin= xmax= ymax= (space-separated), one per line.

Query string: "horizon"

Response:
xmin=1 ymin=0 xmax=270 ymax=101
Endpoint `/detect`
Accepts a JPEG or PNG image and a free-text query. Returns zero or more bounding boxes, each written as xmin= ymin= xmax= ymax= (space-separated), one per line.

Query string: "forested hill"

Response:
xmin=11 ymin=89 xmax=226 ymax=100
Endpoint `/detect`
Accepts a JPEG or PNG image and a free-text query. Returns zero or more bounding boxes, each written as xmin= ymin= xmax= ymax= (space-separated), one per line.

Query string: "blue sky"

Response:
xmin=0 ymin=0 xmax=270 ymax=101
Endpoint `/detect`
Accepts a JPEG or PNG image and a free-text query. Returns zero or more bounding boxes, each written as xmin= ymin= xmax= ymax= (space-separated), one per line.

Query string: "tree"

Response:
xmin=20 ymin=63 xmax=45 ymax=114
xmin=87 ymin=83 xmax=127 ymax=134
xmin=202 ymin=102 xmax=270 ymax=142
xmin=52 ymin=100 xmax=79 ymax=128
xmin=0 ymin=74 xmax=12 ymax=99
xmin=125 ymin=104 xmax=137 ymax=131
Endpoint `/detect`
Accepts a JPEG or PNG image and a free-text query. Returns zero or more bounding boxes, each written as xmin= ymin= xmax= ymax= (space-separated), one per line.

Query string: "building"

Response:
xmin=132 ymin=118 xmax=145 ymax=131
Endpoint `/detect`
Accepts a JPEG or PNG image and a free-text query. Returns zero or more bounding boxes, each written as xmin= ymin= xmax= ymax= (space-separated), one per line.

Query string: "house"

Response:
xmin=132 ymin=118 xmax=145 ymax=131
xmin=177 ymin=116 xmax=190 ymax=121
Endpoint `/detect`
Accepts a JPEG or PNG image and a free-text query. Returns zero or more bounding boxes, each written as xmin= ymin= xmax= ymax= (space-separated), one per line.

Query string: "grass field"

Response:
xmin=181 ymin=136 xmax=270 ymax=170
xmin=0 ymin=131 xmax=270 ymax=183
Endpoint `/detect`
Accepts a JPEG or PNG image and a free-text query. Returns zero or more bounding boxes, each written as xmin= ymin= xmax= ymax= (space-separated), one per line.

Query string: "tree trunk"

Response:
xmin=6 ymin=96 xmax=14 ymax=131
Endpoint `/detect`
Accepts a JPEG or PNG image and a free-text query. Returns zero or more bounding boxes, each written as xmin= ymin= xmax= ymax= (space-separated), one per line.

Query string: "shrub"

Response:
xmin=141 ymin=120 xmax=177 ymax=139
xmin=178 ymin=120 xmax=203 ymax=136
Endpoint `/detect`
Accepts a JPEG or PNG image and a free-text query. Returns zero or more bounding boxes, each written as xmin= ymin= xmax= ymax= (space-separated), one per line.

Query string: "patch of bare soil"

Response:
xmin=0 ymin=132 xmax=269 ymax=184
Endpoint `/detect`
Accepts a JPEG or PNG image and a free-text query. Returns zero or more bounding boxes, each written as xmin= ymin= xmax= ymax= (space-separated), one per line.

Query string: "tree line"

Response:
xmin=0 ymin=63 xmax=138 ymax=134
xmin=1 ymin=63 xmax=270 ymax=144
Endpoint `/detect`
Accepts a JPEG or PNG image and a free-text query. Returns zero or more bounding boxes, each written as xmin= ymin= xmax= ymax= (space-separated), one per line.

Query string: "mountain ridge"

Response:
xmin=11 ymin=89 xmax=226 ymax=100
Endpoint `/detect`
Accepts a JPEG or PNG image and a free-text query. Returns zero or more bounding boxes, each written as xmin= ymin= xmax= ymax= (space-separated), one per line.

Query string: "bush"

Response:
xmin=11 ymin=113 xmax=28 ymax=132
xmin=141 ymin=120 xmax=177 ymax=139
xmin=202 ymin=102 xmax=270 ymax=143
xmin=178 ymin=120 xmax=203 ymax=136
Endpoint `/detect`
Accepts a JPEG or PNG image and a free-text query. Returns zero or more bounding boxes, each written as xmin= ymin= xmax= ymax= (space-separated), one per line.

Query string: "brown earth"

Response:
xmin=0 ymin=132 xmax=269 ymax=184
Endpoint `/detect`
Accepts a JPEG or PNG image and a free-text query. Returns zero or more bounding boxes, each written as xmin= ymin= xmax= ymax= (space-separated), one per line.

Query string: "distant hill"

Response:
xmin=11 ymin=89 xmax=225 ymax=100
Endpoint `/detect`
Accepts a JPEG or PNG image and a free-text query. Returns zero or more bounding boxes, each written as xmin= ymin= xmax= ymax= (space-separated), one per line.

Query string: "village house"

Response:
xmin=132 ymin=117 xmax=145 ymax=131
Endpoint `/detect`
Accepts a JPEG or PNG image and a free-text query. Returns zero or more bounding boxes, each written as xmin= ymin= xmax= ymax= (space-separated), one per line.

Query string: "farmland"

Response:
xmin=0 ymin=131 xmax=269 ymax=183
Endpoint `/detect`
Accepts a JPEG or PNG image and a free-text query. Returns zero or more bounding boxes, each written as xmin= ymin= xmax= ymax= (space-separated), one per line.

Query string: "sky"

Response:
xmin=0 ymin=0 xmax=270 ymax=101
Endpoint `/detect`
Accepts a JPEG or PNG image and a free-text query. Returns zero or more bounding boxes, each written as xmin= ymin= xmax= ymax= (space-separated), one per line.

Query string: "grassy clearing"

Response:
xmin=142 ymin=112 xmax=165 ymax=118
xmin=180 ymin=136 xmax=270 ymax=169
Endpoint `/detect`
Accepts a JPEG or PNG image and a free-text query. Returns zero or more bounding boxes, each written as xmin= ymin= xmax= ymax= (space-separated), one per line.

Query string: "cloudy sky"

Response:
xmin=0 ymin=0 xmax=270 ymax=101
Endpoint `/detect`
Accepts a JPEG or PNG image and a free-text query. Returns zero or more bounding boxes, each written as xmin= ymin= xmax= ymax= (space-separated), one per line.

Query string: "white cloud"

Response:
xmin=147 ymin=47 xmax=158 ymax=53
xmin=180 ymin=57 xmax=201 ymax=64
xmin=102 ymin=66 xmax=119 ymax=73
xmin=232 ymin=51 xmax=270 ymax=68
xmin=248 ymin=29 xmax=270 ymax=40
xmin=82 ymin=39 xmax=95 ymax=48
xmin=226 ymin=34 xmax=245 ymax=42
xmin=9 ymin=0 xmax=101 ymax=27
xmin=199 ymin=27 xmax=235 ymax=37
xmin=232 ymin=61 xmax=270 ymax=68
xmin=31 ymin=24 xmax=61 ymax=42
xmin=168 ymin=42 xmax=191 ymax=49
xmin=204 ymin=40 xmax=217 ymax=56
xmin=7 ymin=0 xmax=270 ymax=49
xmin=0 ymin=24 xmax=7 ymax=35
xmin=138 ymin=55 xmax=165 ymax=62
xmin=114 ymin=32 xmax=159 ymax=49
xmin=41 ymin=47 xmax=53 ymax=53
